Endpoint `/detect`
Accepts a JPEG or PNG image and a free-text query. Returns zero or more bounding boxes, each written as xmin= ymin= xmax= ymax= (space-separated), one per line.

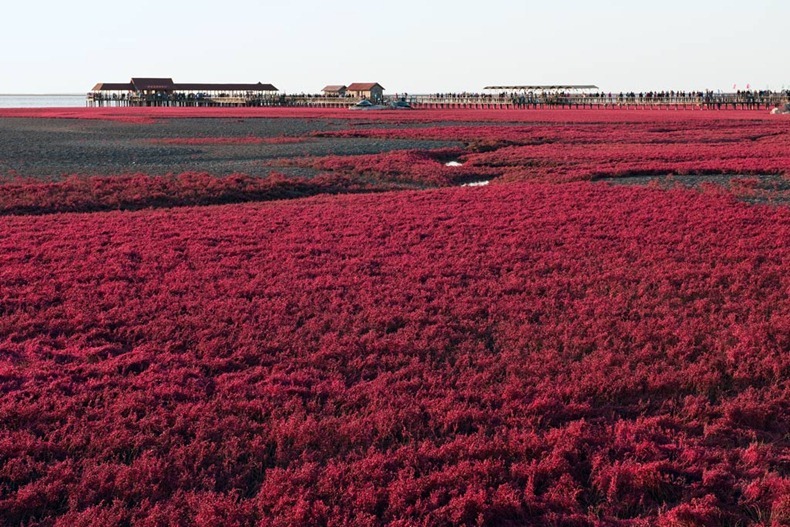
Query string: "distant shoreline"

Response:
xmin=0 ymin=94 xmax=84 ymax=97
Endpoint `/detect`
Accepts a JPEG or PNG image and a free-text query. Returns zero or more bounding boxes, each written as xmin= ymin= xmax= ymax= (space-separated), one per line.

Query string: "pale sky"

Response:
xmin=1 ymin=0 xmax=787 ymax=94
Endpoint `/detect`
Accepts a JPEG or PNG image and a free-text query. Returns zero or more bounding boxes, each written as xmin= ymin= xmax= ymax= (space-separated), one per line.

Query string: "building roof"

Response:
xmin=347 ymin=83 xmax=384 ymax=91
xmin=484 ymin=85 xmax=600 ymax=91
xmin=322 ymin=85 xmax=347 ymax=92
xmin=91 ymin=83 xmax=134 ymax=91
xmin=131 ymin=78 xmax=176 ymax=91
xmin=91 ymin=79 xmax=277 ymax=92
xmin=174 ymin=83 xmax=278 ymax=92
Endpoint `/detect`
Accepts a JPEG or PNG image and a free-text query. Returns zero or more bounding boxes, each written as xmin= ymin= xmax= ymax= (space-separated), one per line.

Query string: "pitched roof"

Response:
xmin=91 ymin=79 xmax=277 ymax=92
xmin=131 ymin=78 xmax=175 ymax=91
xmin=92 ymin=83 xmax=134 ymax=91
xmin=322 ymin=85 xmax=347 ymax=92
xmin=347 ymin=83 xmax=384 ymax=91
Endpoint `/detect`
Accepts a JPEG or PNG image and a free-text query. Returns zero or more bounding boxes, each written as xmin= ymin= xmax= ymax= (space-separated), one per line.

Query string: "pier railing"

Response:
xmin=86 ymin=93 xmax=283 ymax=107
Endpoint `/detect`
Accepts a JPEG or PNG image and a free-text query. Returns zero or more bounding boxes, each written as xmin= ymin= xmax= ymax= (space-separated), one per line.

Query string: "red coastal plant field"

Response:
xmin=0 ymin=110 xmax=789 ymax=526
xmin=1 ymin=113 xmax=776 ymax=216
xmin=0 ymin=173 xmax=389 ymax=216
xmin=1 ymin=182 xmax=788 ymax=526
xmin=312 ymin=119 xmax=790 ymax=184
xmin=0 ymin=106 xmax=785 ymax=123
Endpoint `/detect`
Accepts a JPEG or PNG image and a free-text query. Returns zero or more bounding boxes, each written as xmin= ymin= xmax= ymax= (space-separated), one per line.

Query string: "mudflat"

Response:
xmin=0 ymin=117 xmax=460 ymax=180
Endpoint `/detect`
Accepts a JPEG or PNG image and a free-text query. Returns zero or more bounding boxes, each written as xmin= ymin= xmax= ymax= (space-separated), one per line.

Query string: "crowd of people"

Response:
xmin=401 ymin=89 xmax=790 ymax=109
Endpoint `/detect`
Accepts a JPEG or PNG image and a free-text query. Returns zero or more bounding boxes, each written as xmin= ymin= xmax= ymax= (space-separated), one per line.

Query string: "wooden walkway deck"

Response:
xmin=87 ymin=93 xmax=790 ymax=110
xmin=404 ymin=94 xmax=789 ymax=111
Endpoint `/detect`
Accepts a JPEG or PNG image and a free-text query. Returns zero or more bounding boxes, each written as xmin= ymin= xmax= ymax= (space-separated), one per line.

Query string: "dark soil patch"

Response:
xmin=598 ymin=173 xmax=790 ymax=204
xmin=0 ymin=118 xmax=460 ymax=180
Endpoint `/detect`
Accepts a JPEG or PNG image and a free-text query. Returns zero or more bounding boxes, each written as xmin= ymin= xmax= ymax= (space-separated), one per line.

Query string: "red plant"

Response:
xmin=0 ymin=181 xmax=788 ymax=526
xmin=314 ymin=119 xmax=790 ymax=184
xmin=0 ymin=110 xmax=788 ymax=526
xmin=0 ymin=106 xmax=785 ymax=123
xmin=0 ymin=173 xmax=396 ymax=215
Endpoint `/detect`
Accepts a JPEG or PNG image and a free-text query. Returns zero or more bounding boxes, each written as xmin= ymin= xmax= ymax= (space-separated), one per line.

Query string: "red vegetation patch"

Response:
xmin=0 ymin=106 xmax=786 ymax=123
xmin=0 ymin=173 xmax=397 ymax=216
xmin=0 ymin=152 xmax=497 ymax=216
xmin=317 ymin=120 xmax=790 ymax=183
xmin=322 ymin=121 xmax=787 ymax=145
xmin=291 ymin=149 xmax=500 ymax=187
xmin=0 ymin=183 xmax=788 ymax=526
xmin=0 ymin=110 xmax=788 ymax=525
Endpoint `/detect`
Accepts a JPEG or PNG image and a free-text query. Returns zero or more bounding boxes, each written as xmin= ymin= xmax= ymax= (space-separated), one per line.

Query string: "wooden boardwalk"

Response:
xmin=404 ymin=93 xmax=789 ymax=111
xmin=87 ymin=92 xmax=790 ymax=110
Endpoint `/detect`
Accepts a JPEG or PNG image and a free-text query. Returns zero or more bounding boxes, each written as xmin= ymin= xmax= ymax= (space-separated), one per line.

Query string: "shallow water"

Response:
xmin=0 ymin=94 xmax=86 ymax=108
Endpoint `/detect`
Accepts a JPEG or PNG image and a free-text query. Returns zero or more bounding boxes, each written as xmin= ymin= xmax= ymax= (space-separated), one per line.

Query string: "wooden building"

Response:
xmin=346 ymin=83 xmax=384 ymax=102
xmin=88 ymin=77 xmax=278 ymax=107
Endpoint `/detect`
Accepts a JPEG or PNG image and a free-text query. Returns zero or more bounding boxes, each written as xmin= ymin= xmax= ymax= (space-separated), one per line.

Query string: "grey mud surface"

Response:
xmin=0 ymin=118 xmax=462 ymax=180
xmin=598 ymin=174 xmax=790 ymax=204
